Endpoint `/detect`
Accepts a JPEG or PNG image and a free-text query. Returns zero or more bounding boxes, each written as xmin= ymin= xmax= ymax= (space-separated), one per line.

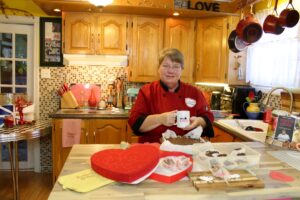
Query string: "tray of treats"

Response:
xmin=195 ymin=143 xmax=261 ymax=170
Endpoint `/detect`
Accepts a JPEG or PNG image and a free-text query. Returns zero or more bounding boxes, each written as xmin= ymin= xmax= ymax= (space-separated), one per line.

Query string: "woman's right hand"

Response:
xmin=158 ymin=110 xmax=177 ymax=127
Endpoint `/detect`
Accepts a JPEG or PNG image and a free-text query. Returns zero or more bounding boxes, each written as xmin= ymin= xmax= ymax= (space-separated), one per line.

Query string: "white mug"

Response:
xmin=176 ymin=110 xmax=190 ymax=128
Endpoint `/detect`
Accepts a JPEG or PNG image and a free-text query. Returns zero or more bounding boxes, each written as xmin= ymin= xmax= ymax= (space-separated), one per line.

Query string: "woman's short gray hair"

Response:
xmin=158 ymin=48 xmax=184 ymax=69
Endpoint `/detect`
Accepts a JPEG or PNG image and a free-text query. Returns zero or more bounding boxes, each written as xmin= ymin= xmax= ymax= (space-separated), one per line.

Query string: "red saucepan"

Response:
xmin=263 ymin=0 xmax=285 ymax=34
xmin=236 ymin=14 xmax=263 ymax=44
xmin=228 ymin=30 xmax=248 ymax=53
xmin=279 ymin=0 xmax=299 ymax=28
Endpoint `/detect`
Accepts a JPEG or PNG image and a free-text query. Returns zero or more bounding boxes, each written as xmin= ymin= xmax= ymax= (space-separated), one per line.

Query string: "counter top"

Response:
xmin=214 ymin=119 xmax=269 ymax=142
xmin=49 ymin=108 xmax=129 ymax=119
xmin=48 ymin=142 xmax=300 ymax=200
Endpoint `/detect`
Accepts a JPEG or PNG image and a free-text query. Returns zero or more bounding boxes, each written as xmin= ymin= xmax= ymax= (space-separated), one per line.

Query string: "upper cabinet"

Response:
xmin=128 ymin=16 xmax=164 ymax=82
xmin=165 ymin=18 xmax=195 ymax=83
xmin=63 ymin=12 xmax=95 ymax=54
xmin=195 ymin=16 xmax=246 ymax=85
xmin=195 ymin=17 xmax=228 ymax=83
xmin=63 ymin=12 xmax=128 ymax=55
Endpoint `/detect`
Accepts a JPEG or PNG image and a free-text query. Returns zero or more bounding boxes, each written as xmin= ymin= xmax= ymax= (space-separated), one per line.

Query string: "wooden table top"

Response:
xmin=48 ymin=142 xmax=300 ymax=200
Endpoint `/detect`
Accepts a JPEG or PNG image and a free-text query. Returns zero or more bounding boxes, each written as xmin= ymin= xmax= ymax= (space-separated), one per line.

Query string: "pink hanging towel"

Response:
xmin=62 ymin=119 xmax=82 ymax=147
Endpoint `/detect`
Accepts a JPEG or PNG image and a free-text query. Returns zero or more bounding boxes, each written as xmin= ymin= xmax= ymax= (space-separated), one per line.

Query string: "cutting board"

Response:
xmin=188 ymin=170 xmax=264 ymax=190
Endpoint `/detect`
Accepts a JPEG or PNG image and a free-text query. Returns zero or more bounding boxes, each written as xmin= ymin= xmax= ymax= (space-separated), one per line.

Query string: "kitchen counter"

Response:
xmin=48 ymin=142 xmax=300 ymax=200
xmin=213 ymin=119 xmax=269 ymax=142
xmin=49 ymin=108 xmax=129 ymax=119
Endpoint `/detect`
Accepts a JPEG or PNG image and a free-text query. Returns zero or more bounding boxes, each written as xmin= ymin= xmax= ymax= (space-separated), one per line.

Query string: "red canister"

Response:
xmin=263 ymin=107 xmax=272 ymax=123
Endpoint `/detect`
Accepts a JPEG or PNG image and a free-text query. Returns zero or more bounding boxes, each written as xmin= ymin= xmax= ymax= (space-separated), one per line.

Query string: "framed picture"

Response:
xmin=40 ymin=17 xmax=63 ymax=66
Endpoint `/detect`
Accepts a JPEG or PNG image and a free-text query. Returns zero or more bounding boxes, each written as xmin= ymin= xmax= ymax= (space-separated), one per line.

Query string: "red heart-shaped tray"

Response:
xmin=149 ymin=151 xmax=193 ymax=183
xmin=91 ymin=144 xmax=160 ymax=183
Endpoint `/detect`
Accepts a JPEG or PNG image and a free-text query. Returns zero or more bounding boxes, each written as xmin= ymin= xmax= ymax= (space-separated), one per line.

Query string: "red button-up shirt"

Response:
xmin=128 ymin=81 xmax=214 ymax=143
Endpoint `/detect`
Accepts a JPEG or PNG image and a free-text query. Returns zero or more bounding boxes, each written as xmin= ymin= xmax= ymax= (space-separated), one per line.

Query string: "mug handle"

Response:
xmin=243 ymin=102 xmax=249 ymax=113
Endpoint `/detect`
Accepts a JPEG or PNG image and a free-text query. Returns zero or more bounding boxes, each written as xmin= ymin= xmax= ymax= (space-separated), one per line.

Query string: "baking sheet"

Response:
xmin=268 ymin=150 xmax=300 ymax=171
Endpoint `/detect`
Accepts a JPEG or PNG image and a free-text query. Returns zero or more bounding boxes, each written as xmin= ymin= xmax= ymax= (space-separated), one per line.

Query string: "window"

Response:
xmin=0 ymin=23 xmax=33 ymax=98
xmin=246 ymin=2 xmax=300 ymax=89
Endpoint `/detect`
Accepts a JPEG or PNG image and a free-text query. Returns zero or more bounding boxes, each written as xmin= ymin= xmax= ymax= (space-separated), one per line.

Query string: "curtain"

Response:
xmin=246 ymin=2 xmax=300 ymax=89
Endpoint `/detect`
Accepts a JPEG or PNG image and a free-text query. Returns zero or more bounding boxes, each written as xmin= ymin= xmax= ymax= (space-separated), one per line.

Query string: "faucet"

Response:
xmin=264 ymin=87 xmax=294 ymax=113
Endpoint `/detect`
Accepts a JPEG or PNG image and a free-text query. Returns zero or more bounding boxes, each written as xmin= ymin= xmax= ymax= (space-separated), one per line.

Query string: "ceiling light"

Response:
xmin=88 ymin=0 xmax=113 ymax=7
xmin=53 ymin=8 xmax=61 ymax=12
xmin=173 ymin=12 xmax=180 ymax=16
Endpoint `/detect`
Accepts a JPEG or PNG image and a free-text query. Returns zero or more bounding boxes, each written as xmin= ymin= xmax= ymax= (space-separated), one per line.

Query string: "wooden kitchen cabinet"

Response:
xmin=211 ymin=125 xmax=244 ymax=142
xmin=195 ymin=16 xmax=245 ymax=84
xmin=165 ymin=18 xmax=195 ymax=83
xmin=52 ymin=118 xmax=130 ymax=182
xmin=90 ymin=119 xmax=129 ymax=144
xmin=211 ymin=125 xmax=235 ymax=142
xmin=63 ymin=12 xmax=127 ymax=55
xmin=195 ymin=17 xmax=228 ymax=83
xmin=128 ymin=16 xmax=164 ymax=82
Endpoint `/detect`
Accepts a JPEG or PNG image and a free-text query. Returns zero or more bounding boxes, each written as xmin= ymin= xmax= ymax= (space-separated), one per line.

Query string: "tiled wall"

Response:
xmin=39 ymin=65 xmax=282 ymax=172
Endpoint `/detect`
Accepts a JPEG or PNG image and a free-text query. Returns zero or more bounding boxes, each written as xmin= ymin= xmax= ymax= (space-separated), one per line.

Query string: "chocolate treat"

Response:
xmin=237 ymin=153 xmax=246 ymax=156
xmin=205 ymin=150 xmax=219 ymax=157
xmin=164 ymin=136 xmax=205 ymax=145
xmin=218 ymin=154 xmax=227 ymax=157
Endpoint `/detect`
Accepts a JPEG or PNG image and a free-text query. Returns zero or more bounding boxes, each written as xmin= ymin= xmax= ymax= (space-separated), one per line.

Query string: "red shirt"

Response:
xmin=128 ymin=81 xmax=214 ymax=143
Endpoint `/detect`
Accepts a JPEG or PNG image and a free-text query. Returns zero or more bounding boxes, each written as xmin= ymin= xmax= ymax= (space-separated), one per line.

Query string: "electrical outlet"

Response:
xmin=41 ymin=68 xmax=51 ymax=79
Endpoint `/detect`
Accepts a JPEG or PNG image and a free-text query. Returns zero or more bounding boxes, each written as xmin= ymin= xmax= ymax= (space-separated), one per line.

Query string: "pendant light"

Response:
xmin=88 ymin=0 xmax=113 ymax=7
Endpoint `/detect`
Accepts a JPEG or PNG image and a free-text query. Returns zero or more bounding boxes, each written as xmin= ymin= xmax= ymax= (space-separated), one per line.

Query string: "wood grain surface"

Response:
xmin=48 ymin=142 xmax=300 ymax=200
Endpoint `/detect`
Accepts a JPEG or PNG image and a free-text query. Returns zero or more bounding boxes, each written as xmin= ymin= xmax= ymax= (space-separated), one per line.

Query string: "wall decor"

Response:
xmin=40 ymin=17 xmax=63 ymax=67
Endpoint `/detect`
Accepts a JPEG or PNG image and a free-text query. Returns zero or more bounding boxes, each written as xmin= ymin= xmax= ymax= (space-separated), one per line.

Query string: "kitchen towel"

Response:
xmin=62 ymin=119 xmax=82 ymax=147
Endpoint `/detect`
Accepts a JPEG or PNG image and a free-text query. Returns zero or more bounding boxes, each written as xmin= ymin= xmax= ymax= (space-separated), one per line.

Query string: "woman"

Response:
xmin=128 ymin=48 xmax=214 ymax=143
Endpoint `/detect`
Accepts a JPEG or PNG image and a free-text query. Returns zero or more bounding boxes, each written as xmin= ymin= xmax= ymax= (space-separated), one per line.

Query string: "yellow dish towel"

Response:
xmin=58 ymin=169 xmax=115 ymax=193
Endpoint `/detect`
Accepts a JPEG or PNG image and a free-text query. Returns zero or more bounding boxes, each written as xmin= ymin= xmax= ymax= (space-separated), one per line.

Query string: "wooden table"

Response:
xmin=48 ymin=142 xmax=300 ymax=200
xmin=0 ymin=120 xmax=51 ymax=200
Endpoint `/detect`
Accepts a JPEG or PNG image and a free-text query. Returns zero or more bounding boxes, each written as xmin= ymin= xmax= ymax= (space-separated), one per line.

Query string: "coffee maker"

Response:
xmin=231 ymin=86 xmax=256 ymax=119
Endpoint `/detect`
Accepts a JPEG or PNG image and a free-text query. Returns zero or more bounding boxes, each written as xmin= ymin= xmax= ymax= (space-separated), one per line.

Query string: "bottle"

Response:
xmin=88 ymin=88 xmax=97 ymax=109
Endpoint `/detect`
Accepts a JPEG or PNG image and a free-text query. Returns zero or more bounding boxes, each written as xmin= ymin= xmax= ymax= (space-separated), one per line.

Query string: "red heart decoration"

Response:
xmin=91 ymin=144 xmax=160 ymax=183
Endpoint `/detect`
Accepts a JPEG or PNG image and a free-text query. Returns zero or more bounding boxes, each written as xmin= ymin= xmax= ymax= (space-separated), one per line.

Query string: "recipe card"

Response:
xmin=58 ymin=169 xmax=115 ymax=193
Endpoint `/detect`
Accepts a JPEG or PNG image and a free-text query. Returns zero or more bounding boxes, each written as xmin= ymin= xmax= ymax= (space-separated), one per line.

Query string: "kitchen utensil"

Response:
xmin=279 ymin=0 xmax=299 ymax=28
xmin=228 ymin=30 xmax=248 ymax=53
xmin=236 ymin=6 xmax=263 ymax=44
xmin=263 ymin=0 xmax=285 ymax=35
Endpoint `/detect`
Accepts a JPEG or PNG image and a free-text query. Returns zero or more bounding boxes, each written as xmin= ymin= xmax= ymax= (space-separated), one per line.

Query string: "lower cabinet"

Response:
xmin=52 ymin=118 xmax=130 ymax=183
xmin=211 ymin=125 xmax=243 ymax=142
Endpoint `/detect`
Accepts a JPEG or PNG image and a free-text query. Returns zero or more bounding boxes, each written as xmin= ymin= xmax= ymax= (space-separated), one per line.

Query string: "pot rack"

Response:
xmin=0 ymin=0 xmax=33 ymax=18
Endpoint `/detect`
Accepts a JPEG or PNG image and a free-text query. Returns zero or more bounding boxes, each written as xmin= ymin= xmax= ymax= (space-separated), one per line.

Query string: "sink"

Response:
xmin=217 ymin=119 xmax=269 ymax=142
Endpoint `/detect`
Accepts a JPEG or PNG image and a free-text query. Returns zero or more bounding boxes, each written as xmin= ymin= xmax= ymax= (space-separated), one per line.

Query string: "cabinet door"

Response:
xmin=95 ymin=14 xmax=127 ymax=55
xmin=91 ymin=119 xmax=128 ymax=144
xmin=129 ymin=16 xmax=164 ymax=82
xmin=63 ymin=12 xmax=95 ymax=54
xmin=195 ymin=17 xmax=228 ymax=83
xmin=52 ymin=119 xmax=89 ymax=182
xmin=210 ymin=125 xmax=234 ymax=143
xmin=165 ymin=18 xmax=195 ymax=83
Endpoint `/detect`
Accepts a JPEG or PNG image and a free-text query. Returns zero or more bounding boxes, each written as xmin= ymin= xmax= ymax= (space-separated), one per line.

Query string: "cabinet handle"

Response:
xmin=85 ymin=132 xmax=89 ymax=143
xmin=91 ymin=34 xmax=94 ymax=44
xmin=93 ymin=131 xmax=96 ymax=142
xmin=98 ymin=33 xmax=100 ymax=43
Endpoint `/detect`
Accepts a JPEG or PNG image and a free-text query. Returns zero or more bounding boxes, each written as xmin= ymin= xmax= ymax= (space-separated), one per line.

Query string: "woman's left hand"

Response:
xmin=182 ymin=116 xmax=206 ymax=131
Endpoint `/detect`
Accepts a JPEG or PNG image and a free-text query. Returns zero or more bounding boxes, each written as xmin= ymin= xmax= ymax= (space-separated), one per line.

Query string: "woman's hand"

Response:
xmin=158 ymin=110 xmax=177 ymax=127
xmin=183 ymin=116 xmax=206 ymax=131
